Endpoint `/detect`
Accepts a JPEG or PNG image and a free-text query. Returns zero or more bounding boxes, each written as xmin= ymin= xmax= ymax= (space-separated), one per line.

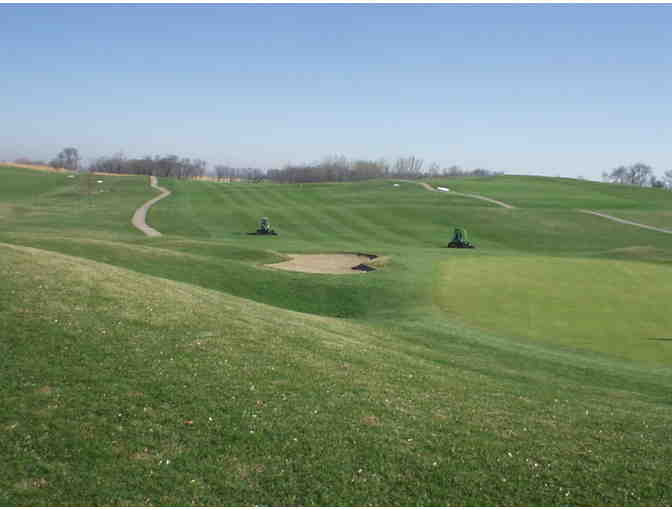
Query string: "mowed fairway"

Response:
xmin=436 ymin=256 xmax=672 ymax=365
xmin=2 ymin=164 xmax=672 ymax=505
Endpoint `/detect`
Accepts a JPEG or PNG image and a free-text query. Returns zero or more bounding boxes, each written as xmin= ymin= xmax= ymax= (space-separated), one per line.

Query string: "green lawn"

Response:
xmin=435 ymin=255 xmax=672 ymax=365
xmin=0 ymin=165 xmax=155 ymax=239
xmin=427 ymin=174 xmax=672 ymax=210
xmin=2 ymin=165 xmax=672 ymax=505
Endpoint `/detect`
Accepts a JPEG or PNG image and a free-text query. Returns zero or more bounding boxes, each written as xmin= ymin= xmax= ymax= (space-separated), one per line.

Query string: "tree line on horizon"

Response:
xmin=10 ymin=148 xmax=672 ymax=188
xmin=258 ymin=155 xmax=500 ymax=183
xmin=87 ymin=152 xmax=502 ymax=182
xmin=601 ymin=162 xmax=672 ymax=189
xmin=27 ymin=149 xmax=503 ymax=182
xmin=88 ymin=153 xmax=208 ymax=180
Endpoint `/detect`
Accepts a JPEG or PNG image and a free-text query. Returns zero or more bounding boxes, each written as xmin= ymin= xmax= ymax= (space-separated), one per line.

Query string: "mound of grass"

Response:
xmin=0 ymin=232 xmax=420 ymax=320
xmin=0 ymin=165 xmax=155 ymax=239
xmin=2 ymin=243 xmax=672 ymax=506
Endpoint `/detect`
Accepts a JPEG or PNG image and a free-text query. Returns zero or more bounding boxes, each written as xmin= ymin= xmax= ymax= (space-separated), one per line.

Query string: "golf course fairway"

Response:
xmin=2 ymin=164 xmax=672 ymax=506
xmin=436 ymin=255 xmax=672 ymax=365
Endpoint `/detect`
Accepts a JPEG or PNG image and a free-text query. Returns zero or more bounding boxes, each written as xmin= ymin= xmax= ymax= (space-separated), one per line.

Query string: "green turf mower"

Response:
xmin=248 ymin=216 xmax=278 ymax=236
xmin=447 ymin=227 xmax=475 ymax=248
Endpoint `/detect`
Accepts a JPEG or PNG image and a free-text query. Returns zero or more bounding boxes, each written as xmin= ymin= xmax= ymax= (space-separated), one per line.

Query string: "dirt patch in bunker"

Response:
xmin=265 ymin=253 xmax=379 ymax=274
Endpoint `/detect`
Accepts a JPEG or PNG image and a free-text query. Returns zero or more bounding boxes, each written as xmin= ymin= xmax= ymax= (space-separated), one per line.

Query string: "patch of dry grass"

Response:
xmin=1 ymin=162 xmax=69 ymax=173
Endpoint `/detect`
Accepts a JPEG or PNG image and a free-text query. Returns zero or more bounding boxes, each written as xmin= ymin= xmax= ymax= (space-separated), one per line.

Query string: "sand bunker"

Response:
xmin=266 ymin=253 xmax=378 ymax=274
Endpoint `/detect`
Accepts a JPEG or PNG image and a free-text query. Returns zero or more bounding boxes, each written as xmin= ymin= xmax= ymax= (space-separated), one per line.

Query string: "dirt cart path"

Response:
xmin=132 ymin=176 xmax=171 ymax=237
xmin=417 ymin=182 xmax=516 ymax=209
xmin=578 ymin=210 xmax=672 ymax=235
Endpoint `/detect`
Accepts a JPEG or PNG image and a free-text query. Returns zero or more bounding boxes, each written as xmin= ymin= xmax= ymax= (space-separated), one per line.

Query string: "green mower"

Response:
xmin=248 ymin=217 xmax=278 ymax=236
xmin=447 ymin=227 xmax=475 ymax=249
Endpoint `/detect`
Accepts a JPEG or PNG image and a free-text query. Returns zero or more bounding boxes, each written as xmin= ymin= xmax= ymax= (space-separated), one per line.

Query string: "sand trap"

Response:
xmin=266 ymin=253 xmax=377 ymax=274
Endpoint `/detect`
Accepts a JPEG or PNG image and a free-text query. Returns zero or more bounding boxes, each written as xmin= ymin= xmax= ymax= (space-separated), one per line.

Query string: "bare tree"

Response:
xmin=351 ymin=159 xmax=386 ymax=180
xmin=662 ymin=170 xmax=672 ymax=190
xmin=650 ymin=176 xmax=665 ymax=188
xmin=603 ymin=163 xmax=653 ymax=186
xmin=393 ymin=156 xmax=424 ymax=178
xmin=628 ymin=163 xmax=653 ymax=186
xmin=427 ymin=162 xmax=441 ymax=176
xmin=51 ymin=147 xmax=80 ymax=171
xmin=89 ymin=152 xmax=126 ymax=174
xmin=320 ymin=155 xmax=350 ymax=182
xmin=440 ymin=165 xmax=460 ymax=177
xmin=214 ymin=165 xmax=232 ymax=182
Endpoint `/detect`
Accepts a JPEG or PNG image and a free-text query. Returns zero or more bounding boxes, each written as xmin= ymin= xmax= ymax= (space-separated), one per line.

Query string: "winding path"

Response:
xmin=417 ymin=182 xmax=516 ymax=209
xmin=132 ymin=176 xmax=171 ymax=237
xmin=578 ymin=210 xmax=672 ymax=235
xmin=416 ymin=181 xmax=672 ymax=235
xmin=129 ymin=178 xmax=670 ymax=239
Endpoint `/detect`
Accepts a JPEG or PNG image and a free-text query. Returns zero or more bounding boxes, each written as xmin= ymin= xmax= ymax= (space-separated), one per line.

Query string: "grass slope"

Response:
xmin=597 ymin=209 xmax=672 ymax=231
xmin=427 ymin=174 xmax=672 ymax=210
xmin=0 ymin=165 xmax=155 ymax=239
xmin=2 ymin=165 xmax=672 ymax=505
xmin=2 ymin=243 xmax=672 ymax=506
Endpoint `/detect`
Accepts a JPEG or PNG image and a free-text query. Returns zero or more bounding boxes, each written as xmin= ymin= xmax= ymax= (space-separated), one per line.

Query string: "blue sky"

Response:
xmin=1 ymin=4 xmax=671 ymax=179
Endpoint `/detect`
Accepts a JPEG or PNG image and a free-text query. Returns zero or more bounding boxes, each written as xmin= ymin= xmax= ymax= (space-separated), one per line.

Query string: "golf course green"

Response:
xmin=2 ymin=164 xmax=672 ymax=505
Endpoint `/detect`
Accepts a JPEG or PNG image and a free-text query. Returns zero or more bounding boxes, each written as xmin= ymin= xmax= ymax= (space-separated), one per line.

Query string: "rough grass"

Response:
xmin=0 ymin=161 xmax=69 ymax=173
xmin=2 ymin=244 xmax=672 ymax=506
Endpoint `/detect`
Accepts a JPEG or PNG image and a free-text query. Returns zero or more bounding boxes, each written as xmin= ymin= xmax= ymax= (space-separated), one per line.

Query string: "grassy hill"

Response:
xmin=427 ymin=174 xmax=672 ymax=210
xmin=2 ymin=164 xmax=672 ymax=505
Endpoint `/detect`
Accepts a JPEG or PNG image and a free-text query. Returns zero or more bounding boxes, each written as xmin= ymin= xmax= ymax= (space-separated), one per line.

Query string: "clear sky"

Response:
xmin=1 ymin=4 xmax=671 ymax=179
